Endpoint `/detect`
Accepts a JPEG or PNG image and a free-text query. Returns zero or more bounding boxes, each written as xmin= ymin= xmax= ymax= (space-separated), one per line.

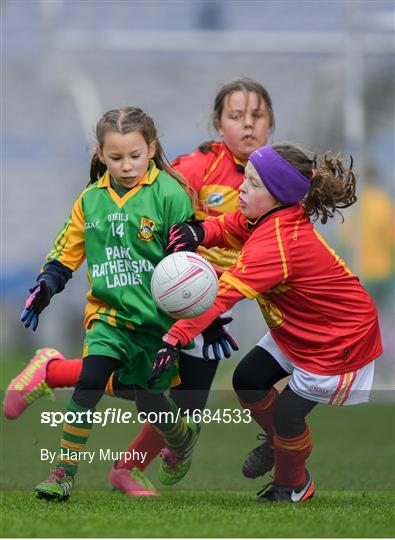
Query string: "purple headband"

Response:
xmin=248 ymin=146 xmax=311 ymax=205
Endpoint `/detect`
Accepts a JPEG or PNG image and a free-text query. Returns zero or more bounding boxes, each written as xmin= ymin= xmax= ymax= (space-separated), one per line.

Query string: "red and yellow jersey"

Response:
xmin=171 ymin=204 xmax=382 ymax=376
xmin=171 ymin=141 xmax=245 ymax=274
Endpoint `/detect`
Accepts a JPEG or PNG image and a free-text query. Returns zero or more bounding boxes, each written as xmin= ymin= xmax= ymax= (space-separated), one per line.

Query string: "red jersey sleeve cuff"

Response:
xmin=168 ymin=284 xmax=244 ymax=346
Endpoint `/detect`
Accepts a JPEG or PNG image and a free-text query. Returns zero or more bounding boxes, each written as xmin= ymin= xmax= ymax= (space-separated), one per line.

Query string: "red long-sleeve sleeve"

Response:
xmin=169 ymin=283 xmax=245 ymax=346
xmin=201 ymin=210 xmax=250 ymax=251
xmin=168 ymin=211 xmax=251 ymax=346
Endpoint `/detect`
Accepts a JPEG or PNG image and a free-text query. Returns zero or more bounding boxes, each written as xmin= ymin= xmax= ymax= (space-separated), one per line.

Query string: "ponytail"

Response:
xmin=197 ymin=140 xmax=218 ymax=155
xmin=89 ymin=151 xmax=107 ymax=185
xmin=273 ymin=143 xmax=357 ymax=224
xmin=304 ymin=153 xmax=357 ymax=224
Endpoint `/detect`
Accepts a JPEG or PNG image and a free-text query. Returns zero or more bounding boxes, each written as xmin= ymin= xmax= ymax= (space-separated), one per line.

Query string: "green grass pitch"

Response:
xmin=1 ymin=355 xmax=394 ymax=537
xmin=1 ymin=490 xmax=394 ymax=538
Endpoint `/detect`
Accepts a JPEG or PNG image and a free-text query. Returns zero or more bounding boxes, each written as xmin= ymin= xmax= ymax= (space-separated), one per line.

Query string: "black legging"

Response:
xmin=112 ymin=350 xmax=219 ymax=415
xmin=170 ymin=351 xmax=220 ymax=415
xmin=233 ymin=346 xmax=318 ymax=438
xmin=73 ymin=355 xmax=173 ymax=416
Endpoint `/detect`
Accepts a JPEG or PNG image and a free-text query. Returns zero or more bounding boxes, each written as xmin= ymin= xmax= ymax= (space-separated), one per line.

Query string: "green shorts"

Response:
xmin=83 ymin=320 xmax=179 ymax=393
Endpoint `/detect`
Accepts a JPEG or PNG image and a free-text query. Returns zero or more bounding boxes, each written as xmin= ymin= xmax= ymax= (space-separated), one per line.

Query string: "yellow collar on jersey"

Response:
xmin=97 ymin=160 xmax=160 ymax=189
xmin=232 ymin=153 xmax=247 ymax=170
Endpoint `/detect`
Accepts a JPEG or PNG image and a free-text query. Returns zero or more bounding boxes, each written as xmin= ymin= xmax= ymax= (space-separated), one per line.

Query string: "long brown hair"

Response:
xmin=199 ymin=77 xmax=275 ymax=154
xmin=273 ymin=143 xmax=357 ymax=224
xmin=89 ymin=107 xmax=197 ymax=206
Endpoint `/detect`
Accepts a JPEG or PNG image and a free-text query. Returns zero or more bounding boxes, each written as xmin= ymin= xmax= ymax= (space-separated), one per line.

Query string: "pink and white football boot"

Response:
xmin=109 ymin=465 xmax=159 ymax=496
xmin=3 ymin=347 xmax=63 ymax=419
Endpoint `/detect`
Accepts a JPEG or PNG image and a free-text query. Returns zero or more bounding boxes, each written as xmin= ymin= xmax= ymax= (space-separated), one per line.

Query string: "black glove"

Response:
xmin=148 ymin=334 xmax=180 ymax=387
xmin=201 ymin=316 xmax=239 ymax=361
xmin=20 ymin=280 xmax=51 ymax=331
xmin=166 ymin=222 xmax=205 ymax=254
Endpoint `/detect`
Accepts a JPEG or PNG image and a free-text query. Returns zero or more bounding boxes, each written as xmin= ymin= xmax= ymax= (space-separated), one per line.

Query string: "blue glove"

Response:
xmin=201 ymin=316 xmax=239 ymax=361
xmin=148 ymin=334 xmax=180 ymax=387
xmin=20 ymin=280 xmax=51 ymax=331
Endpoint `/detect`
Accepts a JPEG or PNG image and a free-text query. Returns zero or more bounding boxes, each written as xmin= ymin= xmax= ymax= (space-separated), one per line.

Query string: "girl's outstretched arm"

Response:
xmin=21 ymin=195 xmax=86 ymax=331
xmin=166 ymin=210 xmax=249 ymax=254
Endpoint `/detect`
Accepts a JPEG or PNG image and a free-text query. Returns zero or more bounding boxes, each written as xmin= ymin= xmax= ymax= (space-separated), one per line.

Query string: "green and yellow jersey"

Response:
xmin=45 ymin=161 xmax=193 ymax=337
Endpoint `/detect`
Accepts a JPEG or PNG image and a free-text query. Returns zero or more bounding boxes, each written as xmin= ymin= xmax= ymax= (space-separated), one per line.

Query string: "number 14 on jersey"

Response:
xmin=111 ymin=223 xmax=125 ymax=238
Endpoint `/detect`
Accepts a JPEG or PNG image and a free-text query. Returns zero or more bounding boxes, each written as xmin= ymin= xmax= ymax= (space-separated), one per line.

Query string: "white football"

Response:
xmin=151 ymin=251 xmax=218 ymax=319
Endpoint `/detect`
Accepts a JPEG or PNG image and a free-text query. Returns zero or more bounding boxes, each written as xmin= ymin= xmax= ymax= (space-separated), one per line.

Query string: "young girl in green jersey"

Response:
xmin=6 ymin=79 xmax=272 ymax=496
xmin=20 ymin=106 xmax=200 ymax=500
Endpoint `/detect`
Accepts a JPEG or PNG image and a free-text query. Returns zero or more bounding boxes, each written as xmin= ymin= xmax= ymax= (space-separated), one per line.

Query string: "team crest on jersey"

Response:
xmin=205 ymin=192 xmax=224 ymax=207
xmin=138 ymin=217 xmax=156 ymax=242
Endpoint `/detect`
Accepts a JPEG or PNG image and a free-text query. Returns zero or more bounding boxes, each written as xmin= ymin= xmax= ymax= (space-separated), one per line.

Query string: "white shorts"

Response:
xmin=257 ymin=332 xmax=375 ymax=406
xmin=182 ymin=309 xmax=233 ymax=360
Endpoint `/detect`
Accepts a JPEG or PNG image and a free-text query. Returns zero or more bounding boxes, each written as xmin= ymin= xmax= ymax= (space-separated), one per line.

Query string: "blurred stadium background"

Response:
xmin=2 ymin=0 xmax=394 ymax=395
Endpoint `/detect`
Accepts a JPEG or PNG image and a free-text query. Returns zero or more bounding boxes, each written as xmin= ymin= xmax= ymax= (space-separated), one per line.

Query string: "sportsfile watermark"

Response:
xmin=40 ymin=407 xmax=252 ymax=427
xmin=40 ymin=448 xmax=149 ymax=465
xmin=3 ymin=389 xmax=393 ymax=491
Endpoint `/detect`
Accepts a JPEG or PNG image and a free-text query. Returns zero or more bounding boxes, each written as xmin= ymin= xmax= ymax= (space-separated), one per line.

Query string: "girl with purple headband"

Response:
xmin=148 ymin=142 xmax=382 ymax=505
